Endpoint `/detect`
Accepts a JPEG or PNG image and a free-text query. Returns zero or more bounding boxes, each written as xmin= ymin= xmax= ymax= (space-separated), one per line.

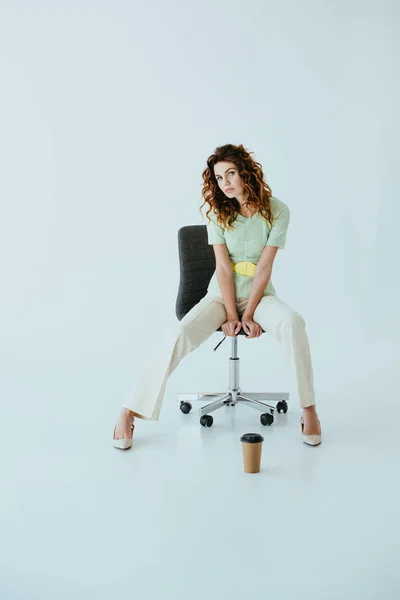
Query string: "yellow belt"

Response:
xmin=232 ymin=261 xmax=257 ymax=277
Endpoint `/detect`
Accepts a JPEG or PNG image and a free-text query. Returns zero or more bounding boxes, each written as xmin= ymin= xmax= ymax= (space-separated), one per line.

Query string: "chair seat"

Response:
xmin=216 ymin=326 xmax=265 ymax=335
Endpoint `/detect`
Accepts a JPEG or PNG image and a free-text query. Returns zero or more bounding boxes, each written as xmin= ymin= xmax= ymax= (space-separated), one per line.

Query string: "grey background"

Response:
xmin=0 ymin=2 xmax=399 ymax=599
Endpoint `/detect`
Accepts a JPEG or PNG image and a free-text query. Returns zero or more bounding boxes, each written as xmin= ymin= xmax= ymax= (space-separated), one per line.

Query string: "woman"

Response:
xmin=113 ymin=143 xmax=322 ymax=449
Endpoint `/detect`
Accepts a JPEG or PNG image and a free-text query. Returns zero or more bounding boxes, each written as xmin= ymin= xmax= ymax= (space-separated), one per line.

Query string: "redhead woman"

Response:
xmin=113 ymin=143 xmax=321 ymax=449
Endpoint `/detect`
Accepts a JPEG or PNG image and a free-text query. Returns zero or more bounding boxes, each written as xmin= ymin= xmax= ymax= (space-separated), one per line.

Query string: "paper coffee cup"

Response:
xmin=240 ymin=433 xmax=264 ymax=473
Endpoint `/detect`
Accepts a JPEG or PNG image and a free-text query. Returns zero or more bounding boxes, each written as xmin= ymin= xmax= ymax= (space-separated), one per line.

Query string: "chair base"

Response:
xmin=177 ymin=334 xmax=289 ymax=422
xmin=177 ymin=391 xmax=289 ymax=417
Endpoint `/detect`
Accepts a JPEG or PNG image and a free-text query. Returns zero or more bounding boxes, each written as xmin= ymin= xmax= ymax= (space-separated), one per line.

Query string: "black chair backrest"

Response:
xmin=175 ymin=225 xmax=215 ymax=320
xmin=175 ymin=225 xmax=252 ymax=335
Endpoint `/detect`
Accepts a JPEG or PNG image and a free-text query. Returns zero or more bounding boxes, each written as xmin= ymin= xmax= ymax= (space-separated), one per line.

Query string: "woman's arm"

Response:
xmin=216 ymin=267 xmax=238 ymax=320
xmin=243 ymin=246 xmax=279 ymax=318
xmin=212 ymin=243 xmax=238 ymax=320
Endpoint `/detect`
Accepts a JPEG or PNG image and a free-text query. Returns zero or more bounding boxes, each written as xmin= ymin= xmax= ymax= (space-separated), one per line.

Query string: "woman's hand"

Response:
xmin=221 ymin=318 xmax=242 ymax=337
xmin=241 ymin=314 xmax=262 ymax=338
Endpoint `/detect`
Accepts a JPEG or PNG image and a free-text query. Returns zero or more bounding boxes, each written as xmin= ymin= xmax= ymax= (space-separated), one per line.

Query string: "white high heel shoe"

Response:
xmin=112 ymin=423 xmax=135 ymax=450
xmin=300 ymin=416 xmax=322 ymax=446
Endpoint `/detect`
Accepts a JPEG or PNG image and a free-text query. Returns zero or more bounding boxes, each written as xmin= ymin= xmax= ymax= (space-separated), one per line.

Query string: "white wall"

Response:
xmin=0 ymin=0 xmax=399 ymax=412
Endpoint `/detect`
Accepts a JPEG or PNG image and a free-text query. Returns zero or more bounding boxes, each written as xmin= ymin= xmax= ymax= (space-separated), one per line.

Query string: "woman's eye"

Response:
xmin=217 ymin=171 xmax=234 ymax=181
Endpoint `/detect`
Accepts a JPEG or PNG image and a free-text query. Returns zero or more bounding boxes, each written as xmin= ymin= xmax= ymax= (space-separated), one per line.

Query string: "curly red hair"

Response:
xmin=200 ymin=143 xmax=274 ymax=230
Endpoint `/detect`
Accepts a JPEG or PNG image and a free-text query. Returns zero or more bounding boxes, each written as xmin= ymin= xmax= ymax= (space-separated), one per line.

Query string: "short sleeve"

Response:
xmin=265 ymin=204 xmax=290 ymax=249
xmin=206 ymin=213 xmax=226 ymax=244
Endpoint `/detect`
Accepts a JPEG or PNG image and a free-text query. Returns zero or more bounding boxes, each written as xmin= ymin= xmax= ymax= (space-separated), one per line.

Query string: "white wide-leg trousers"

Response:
xmin=122 ymin=292 xmax=316 ymax=420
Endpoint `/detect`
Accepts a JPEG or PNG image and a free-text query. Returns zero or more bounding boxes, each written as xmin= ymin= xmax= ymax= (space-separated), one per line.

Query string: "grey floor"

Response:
xmin=1 ymin=364 xmax=400 ymax=600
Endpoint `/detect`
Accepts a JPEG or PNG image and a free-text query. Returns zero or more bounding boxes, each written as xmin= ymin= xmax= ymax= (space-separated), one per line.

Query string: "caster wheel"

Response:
xmin=276 ymin=400 xmax=288 ymax=414
xmin=260 ymin=413 xmax=274 ymax=426
xmin=200 ymin=415 xmax=213 ymax=427
xmin=180 ymin=401 xmax=192 ymax=414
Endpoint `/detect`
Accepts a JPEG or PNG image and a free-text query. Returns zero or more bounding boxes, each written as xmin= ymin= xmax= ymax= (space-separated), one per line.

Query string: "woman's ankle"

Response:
xmin=120 ymin=407 xmax=135 ymax=420
xmin=120 ymin=407 xmax=148 ymax=421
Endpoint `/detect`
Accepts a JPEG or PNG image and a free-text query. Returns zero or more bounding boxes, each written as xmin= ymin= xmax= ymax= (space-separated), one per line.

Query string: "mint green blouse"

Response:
xmin=206 ymin=196 xmax=290 ymax=299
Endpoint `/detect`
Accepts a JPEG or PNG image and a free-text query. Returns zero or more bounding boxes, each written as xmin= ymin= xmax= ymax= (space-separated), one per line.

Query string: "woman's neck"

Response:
xmin=238 ymin=208 xmax=257 ymax=218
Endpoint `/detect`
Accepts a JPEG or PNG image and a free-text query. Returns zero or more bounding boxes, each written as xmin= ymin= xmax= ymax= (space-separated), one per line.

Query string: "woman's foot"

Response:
xmin=301 ymin=406 xmax=320 ymax=435
xmin=301 ymin=406 xmax=321 ymax=446
xmin=112 ymin=408 xmax=136 ymax=449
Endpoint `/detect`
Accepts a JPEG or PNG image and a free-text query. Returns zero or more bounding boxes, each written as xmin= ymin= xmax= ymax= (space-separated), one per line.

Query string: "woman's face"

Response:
xmin=214 ymin=161 xmax=244 ymax=200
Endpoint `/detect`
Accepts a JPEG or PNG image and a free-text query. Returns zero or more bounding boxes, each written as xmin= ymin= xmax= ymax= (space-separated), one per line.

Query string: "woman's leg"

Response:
xmin=119 ymin=292 xmax=228 ymax=425
xmin=252 ymin=295 xmax=320 ymax=435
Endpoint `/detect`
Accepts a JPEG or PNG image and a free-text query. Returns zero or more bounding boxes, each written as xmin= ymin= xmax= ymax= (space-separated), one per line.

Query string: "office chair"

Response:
xmin=175 ymin=225 xmax=289 ymax=428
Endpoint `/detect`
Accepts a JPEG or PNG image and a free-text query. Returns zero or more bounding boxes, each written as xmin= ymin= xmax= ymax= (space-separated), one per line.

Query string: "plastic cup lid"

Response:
xmin=240 ymin=433 xmax=264 ymax=443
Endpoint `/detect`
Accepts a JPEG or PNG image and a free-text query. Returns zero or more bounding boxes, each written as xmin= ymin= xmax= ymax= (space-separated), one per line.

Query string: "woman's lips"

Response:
xmin=225 ymin=188 xmax=234 ymax=192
